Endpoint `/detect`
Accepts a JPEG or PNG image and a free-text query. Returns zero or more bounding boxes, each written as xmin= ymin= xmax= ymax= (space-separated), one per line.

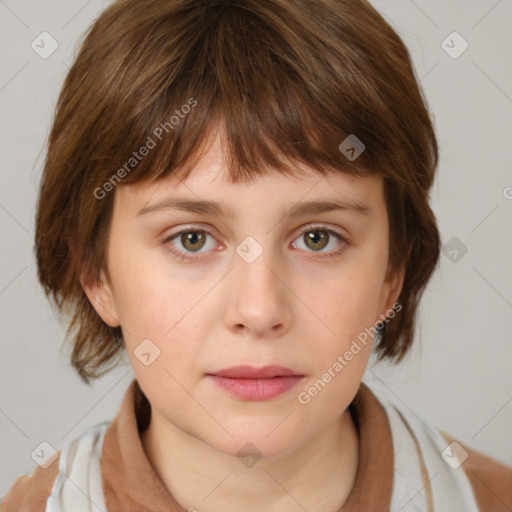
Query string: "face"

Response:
xmin=84 ymin=130 xmax=403 ymax=460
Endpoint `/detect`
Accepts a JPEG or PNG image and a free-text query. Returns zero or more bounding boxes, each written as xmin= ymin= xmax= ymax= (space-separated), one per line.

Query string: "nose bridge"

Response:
xmin=224 ymin=234 xmax=292 ymax=336
xmin=235 ymin=234 xmax=282 ymax=302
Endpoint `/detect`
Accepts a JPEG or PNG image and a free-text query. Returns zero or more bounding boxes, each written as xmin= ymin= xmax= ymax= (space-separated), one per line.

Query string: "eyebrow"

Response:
xmin=137 ymin=197 xmax=373 ymax=219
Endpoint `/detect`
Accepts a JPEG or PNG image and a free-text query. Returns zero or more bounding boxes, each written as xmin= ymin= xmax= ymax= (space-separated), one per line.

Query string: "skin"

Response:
xmin=83 ymin=127 xmax=404 ymax=512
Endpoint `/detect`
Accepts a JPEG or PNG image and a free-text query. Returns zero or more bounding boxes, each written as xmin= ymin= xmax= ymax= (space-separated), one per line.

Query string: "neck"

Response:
xmin=141 ymin=407 xmax=359 ymax=512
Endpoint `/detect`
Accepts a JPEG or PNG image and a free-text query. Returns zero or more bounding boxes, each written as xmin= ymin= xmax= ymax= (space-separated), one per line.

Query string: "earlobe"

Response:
xmin=80 ymin=270 xmax=121 ymax=328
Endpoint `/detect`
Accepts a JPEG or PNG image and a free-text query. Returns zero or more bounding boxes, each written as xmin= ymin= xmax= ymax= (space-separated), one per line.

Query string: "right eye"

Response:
xmin=162 ymin=228 xmax=220 ymax=261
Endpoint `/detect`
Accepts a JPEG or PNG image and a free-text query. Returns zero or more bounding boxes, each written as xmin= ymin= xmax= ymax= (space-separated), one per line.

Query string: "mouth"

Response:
xmin=205 ymin=365 xmax=305 ymax=401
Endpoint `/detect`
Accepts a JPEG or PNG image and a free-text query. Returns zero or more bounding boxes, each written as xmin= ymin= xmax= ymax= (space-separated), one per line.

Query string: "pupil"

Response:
xmin=309 ymin=231 xmax=322 ymax=243
xmin=306 ymin=230 xmax=328 ymax=250
xmin=183 ymin=231 xmax=204 ymax=251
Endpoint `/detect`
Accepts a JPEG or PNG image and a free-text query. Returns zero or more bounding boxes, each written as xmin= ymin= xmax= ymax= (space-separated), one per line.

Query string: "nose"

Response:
xmin=221 ymin=243 xmax=293 ymax=340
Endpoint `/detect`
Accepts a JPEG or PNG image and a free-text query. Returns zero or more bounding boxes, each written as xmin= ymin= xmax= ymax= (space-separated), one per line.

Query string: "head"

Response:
xmin=35 ymin=0 xmax=440 ymax=457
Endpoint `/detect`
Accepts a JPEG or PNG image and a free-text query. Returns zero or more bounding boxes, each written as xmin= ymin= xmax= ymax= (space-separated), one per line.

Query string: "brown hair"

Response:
xmin=35 ymin=0 xmax=440 ymax=385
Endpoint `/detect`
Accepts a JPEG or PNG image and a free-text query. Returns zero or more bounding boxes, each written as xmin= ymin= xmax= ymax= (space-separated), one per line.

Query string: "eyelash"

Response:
xmin=161 ymin=224 xmax=350 ymax=263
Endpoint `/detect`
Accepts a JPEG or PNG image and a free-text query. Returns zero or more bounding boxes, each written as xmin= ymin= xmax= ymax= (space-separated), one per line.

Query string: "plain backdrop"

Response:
xmin=1 ymin=0 xmax=511 ymax=498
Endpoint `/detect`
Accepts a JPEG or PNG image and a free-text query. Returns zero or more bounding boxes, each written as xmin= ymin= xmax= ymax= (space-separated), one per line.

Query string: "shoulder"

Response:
xmin=1 ymin=451 xmax=61 ymax=512
xmin=439 ymin=429 xmax=512 ymax=512
xmin=365 ymin=384 xmax=512 ymax=511
xmin=1 ymin=419 xmax=111 ymax=512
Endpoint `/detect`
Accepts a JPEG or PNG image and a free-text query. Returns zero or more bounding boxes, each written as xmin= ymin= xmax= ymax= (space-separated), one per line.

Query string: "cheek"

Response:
xmin=116 ymin=269 xmax=211 ymax=393
xmin=317 ymin=260 xmax=385 ymax=344
xmin=295 ymin=268 xmax=379 ymax=412
xmin=109 ymin=246 xmax=208 ymax=348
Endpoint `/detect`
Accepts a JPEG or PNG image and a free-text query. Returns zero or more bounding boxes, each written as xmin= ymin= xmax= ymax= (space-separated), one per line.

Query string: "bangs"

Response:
xmin=84 ymin=0 xmax=391 ymax=193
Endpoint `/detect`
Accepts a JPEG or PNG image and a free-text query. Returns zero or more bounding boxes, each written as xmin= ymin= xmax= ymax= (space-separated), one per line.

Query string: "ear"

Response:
xmin=376 ymin=262 xmax=405 ymax=323
xmin=80 ymin=269 xmax=121 ymax=328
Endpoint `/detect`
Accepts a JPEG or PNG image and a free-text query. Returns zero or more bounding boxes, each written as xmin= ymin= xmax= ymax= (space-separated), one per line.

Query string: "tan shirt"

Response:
xmin=2 ymin=379 xmax=512 ymax=511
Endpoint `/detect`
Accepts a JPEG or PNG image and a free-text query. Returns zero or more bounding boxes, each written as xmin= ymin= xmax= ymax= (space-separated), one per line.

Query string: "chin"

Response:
xmin=204 ymin=422 xmax=306 ymax=462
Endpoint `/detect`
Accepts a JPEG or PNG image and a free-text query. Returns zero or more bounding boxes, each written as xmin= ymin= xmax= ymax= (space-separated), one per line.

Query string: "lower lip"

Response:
xmin=207 ymin=375 xmax=304 ymax=401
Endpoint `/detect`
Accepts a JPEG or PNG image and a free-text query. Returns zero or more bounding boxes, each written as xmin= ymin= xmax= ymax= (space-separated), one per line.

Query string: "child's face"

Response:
xmin=86 ymin=130 xmax=403 ymax=458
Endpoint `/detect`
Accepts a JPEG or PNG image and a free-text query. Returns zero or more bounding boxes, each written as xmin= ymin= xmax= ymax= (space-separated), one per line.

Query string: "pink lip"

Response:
xmin=206 ymin=365 xmax=305 ymax=401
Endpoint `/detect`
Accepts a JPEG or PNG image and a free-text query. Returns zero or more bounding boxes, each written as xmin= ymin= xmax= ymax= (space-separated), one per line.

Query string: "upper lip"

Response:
xmin=208 ymin=365 xmax=303 ymax=379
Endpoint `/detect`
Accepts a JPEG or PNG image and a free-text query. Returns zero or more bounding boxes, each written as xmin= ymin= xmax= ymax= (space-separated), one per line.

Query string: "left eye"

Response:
xmin=291 ymin=227 xmax=344 ymax=253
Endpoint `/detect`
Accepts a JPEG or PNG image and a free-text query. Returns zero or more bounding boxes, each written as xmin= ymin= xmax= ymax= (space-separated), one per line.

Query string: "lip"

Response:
xmin=206 ymin=365 xmax=305 ymax=401
xmin=209 ymin=365 xmax=301 ymax=379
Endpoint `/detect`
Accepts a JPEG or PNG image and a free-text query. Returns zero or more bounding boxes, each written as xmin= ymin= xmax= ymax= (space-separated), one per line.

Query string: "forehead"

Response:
xmin=115 ymin=129 xmax=385 ymax=218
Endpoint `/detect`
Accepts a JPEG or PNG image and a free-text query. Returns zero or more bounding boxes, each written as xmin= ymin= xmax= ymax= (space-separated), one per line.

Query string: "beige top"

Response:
xmin=2 ymin=378 xmax=512 ymax=511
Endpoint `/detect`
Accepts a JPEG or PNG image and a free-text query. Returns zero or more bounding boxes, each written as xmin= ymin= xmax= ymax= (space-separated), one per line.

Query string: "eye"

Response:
xmin=163 ymin=229 xmax=218 ymax=260
xmin=291 ymin=225 xmax=348 ymax=258
xmin=162 ymin=224 xmax=349 ymax=263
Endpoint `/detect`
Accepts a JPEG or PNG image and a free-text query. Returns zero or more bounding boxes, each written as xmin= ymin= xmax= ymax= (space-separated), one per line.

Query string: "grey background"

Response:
xmin=1 ymin=0 xmax=511 ymax=498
